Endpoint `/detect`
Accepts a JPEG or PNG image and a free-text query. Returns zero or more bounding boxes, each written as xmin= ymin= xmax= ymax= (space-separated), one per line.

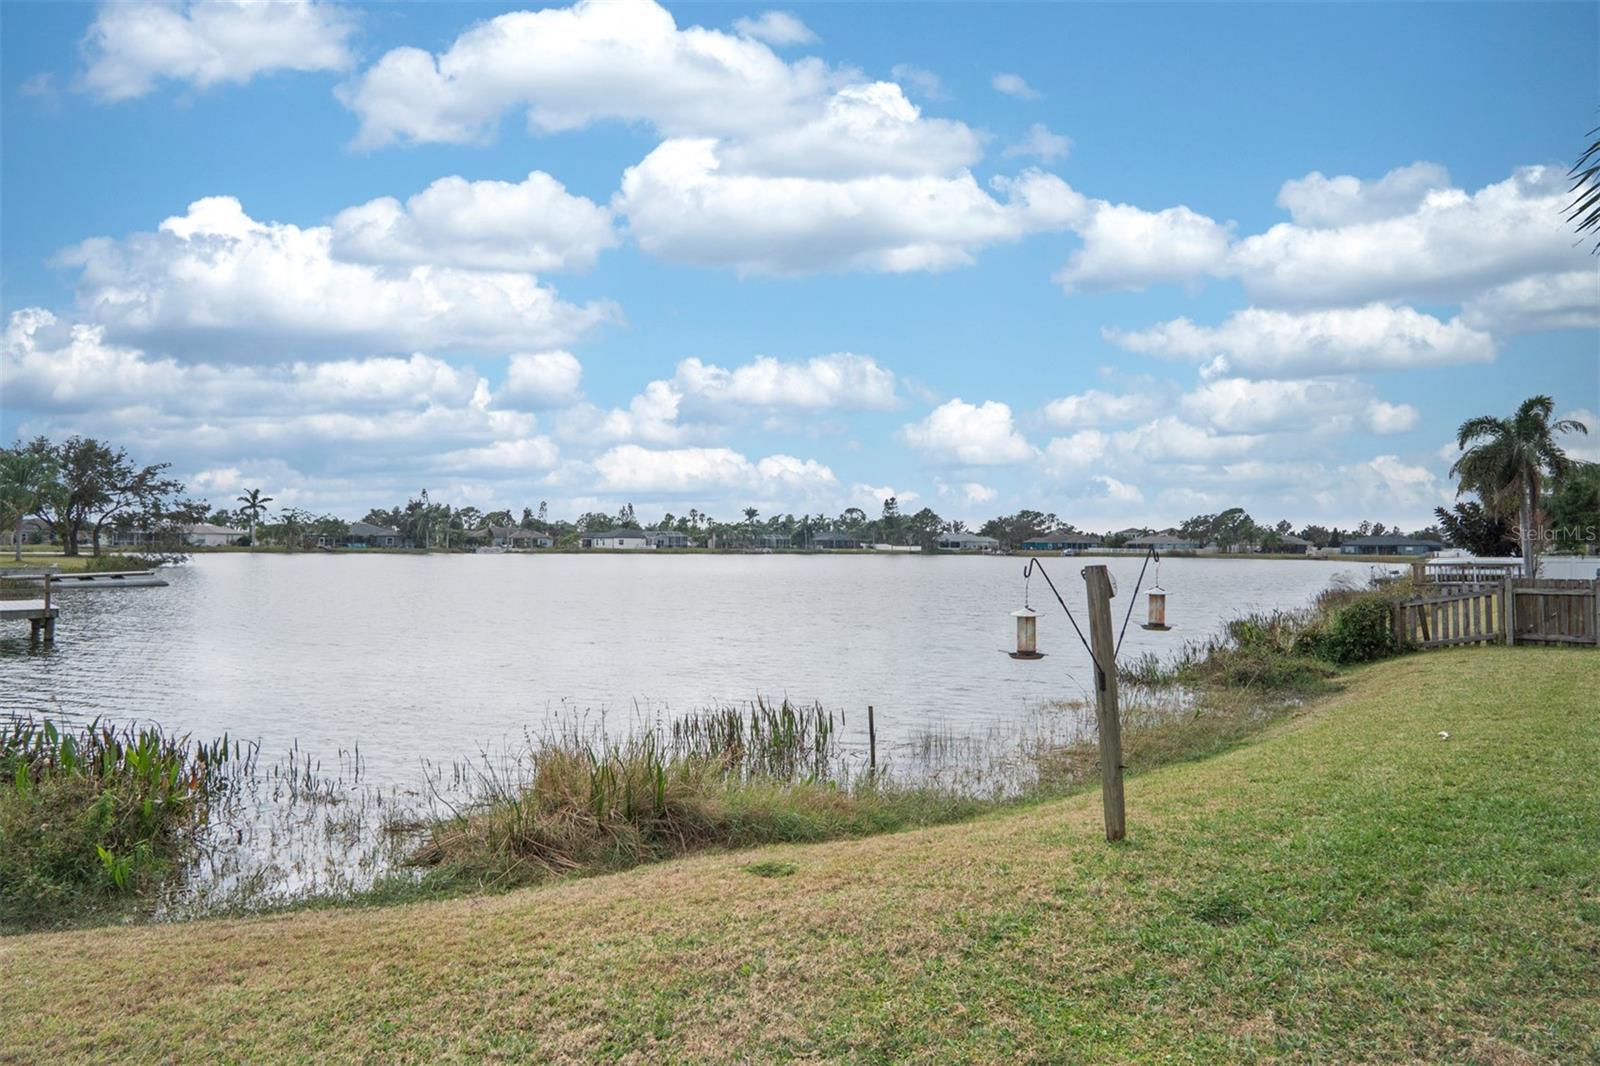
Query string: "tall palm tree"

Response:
xmin=236 ymin=488 xmax=273 ymax=550
xmin=1450 ymin=396 xmax=1587 ymax=577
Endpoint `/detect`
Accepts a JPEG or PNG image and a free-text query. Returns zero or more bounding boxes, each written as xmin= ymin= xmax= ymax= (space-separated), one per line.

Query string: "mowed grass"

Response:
xmin=4 ymin=648 xmax=1597 ymax=1063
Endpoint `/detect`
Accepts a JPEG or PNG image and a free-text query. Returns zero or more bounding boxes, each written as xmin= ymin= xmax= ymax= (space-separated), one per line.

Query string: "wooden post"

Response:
xmin=1411 ymin=558 xmax=1426 ymax=585
xmin=867 ymin=705 xmax=876 ymax=774
xmin=1502 ymin=575 xmax=1515 ymax=646
xmin=42 ymin=571 xmax=51 ymax=612
xmin=1082 ymin=565 xmax=1126 ymax=842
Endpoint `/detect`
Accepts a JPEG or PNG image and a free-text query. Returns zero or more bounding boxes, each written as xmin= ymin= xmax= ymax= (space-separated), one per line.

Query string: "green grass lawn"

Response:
xmin=3 ymin=648 xmax=1596 ymax=1062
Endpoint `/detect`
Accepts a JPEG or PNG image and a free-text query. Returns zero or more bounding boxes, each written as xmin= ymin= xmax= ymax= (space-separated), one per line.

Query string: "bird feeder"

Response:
xmin=1010 ymin=607 xmax=1043 ymax=659
xmin=1140 ymin=556 xmax=1172 ymax=632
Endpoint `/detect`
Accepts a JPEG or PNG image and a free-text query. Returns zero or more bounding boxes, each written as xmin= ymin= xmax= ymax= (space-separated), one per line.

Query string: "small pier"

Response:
xmin=0 ymin=571 xmax=59 ymax=642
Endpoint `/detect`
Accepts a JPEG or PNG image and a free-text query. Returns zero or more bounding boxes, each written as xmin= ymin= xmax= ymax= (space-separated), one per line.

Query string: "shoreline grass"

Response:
xmin=3 ymin=648 xmax=1595 ymax=1061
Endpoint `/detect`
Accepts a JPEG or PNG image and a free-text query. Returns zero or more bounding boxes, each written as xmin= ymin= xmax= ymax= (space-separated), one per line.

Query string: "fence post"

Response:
xmin=1411 ymin=558 xmax=1426 ymax=585
xmin=1502 ymin=575 xmax=1515 ymax=647
xmin=867 ymin=705 xmax=876 ymax=775
xmin=1082 ymin=564 xmax=1126 ymax=842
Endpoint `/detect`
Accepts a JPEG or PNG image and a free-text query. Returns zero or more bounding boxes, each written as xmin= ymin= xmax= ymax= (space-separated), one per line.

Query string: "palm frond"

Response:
xmin=1454 ymin=415 xmax=1508 ymax=450
xmin=1569 ymin=126 xmax=1600 ymax=252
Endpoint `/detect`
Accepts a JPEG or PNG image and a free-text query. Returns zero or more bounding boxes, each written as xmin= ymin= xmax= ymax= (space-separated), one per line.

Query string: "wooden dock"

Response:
xmin=0 ymin=571 xmax=58 ymax=641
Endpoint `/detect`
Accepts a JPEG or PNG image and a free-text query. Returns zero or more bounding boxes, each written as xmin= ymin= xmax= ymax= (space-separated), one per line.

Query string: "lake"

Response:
xmin=1 ymin=552 xmax=1399 ymax=784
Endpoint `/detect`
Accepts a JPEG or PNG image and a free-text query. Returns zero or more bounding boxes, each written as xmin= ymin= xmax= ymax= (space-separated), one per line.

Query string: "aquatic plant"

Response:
xmin=0 ymin=717 xmax=254 ymax=929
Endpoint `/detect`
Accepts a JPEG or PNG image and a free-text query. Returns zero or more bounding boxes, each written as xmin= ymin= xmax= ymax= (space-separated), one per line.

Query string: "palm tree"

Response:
xmin=236 ymin=488 xmax=273 ymax=550
xmin=1450 ymin=396 xmax=1587 ymax=577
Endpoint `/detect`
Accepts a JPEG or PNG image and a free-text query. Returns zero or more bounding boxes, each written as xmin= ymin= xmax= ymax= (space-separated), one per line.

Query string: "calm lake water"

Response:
xmin=2 ymin=553 xmax=1399 ymax=784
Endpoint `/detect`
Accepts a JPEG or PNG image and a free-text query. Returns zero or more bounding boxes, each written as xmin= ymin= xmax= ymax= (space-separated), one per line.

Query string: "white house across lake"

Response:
xmin=583 ymin=528 xmax=651 ymax=549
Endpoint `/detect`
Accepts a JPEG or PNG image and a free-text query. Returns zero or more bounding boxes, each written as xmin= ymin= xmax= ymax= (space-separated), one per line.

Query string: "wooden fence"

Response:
xmin=1394 ymin=577 xmax=1598 ymax=649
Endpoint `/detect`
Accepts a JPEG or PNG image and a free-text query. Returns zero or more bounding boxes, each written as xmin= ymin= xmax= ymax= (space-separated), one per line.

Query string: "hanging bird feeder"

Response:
xmin=1140 ymin=554 xmax=1172 ymax=632
xmin=1007 ymin=565 xmax=1045 ymax=659
xmin=1010 ymin=606 xmax=1043 ymax=659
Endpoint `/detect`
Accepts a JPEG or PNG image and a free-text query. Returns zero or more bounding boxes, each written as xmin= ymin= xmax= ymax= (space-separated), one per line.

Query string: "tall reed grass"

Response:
xmin=413 ymin=700 xmax=980 ymax=889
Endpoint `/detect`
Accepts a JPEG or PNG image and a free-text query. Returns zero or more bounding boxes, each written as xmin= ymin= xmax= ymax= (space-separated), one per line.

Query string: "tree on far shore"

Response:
xmin=27 ymin=437 xmax=191 ymax=557
xmin=0 ymin=440 xmax=62 ymax=561
xmin=236 ymin=488 xmax=273 ymax=550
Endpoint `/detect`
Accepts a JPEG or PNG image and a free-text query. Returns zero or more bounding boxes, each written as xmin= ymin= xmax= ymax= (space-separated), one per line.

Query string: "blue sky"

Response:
xmin=2 ymin=0 xmax=1596 ymax=530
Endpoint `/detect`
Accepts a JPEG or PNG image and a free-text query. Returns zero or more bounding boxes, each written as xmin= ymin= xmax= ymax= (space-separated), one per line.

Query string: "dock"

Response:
xmin=0 ymin=571 xmax=58 ymax=642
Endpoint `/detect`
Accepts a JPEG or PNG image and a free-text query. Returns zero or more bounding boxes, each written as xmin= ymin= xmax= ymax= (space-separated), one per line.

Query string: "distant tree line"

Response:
xmin=7 ymin=396 xmax=1593 ymax=565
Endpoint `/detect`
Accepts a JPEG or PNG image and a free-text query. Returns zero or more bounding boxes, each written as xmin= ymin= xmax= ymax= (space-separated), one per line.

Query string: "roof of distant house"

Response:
xmin=588 ymin=528 xmax=648 ymax=539
xmin=348 ymin=521 xmax=400 ymax=537
xmin=184 ymin=522 xmax=240 ymax=536
xmin=1022 ymin=530 xmax=1100 ymax=543
xmin=1343 ymin=535 xmax=1444 ymax=547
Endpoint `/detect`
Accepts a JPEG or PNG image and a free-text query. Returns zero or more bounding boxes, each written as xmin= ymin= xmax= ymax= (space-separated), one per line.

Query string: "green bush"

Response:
xmin=1317 ymin=598 xmax=1399 ymax=664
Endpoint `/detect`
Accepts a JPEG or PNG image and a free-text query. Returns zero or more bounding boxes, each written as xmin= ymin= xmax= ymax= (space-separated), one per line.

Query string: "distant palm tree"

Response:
xmin=1569 ymin=125 xmax=1600 ymax=252
xmin=1450 ymin=396 xmax=1587 ymax=577
xmin=236 ymin=488 xmax=274 ymax=550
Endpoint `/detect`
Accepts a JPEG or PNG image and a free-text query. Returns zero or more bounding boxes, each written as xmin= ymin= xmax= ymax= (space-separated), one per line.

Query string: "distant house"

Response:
xmin=108 ymin=523 xmax=241 ymax=548
xmin=1268 ymin=533 xmax=1314 ymax=555
xmin=487 ymin=525 xmax=552 ymax=549
xmin=183 ymin=523 xmax=243 ymax=548
xmin=1339 ymin=535 xmax=1444 ymax=556
xmin=756 ymin=533 xmax=792 ymax=550
xmin=811 ymin=531 xmax=859 ymax=550
xmin=937 ymin=531 xmax=1001 ymax=551
xmin=347 ymin=521 xmax=408 ymax=548
xmin=6 ymin=517 xmax=53 ymax=546
xmin=1021 ymin=531 xmax=1101 ymax=552
xmin=1126 ymin=533 xmax=1201 ymax=551
xmin=650 ymin=530 xmax=692 ymax=549
xmin=583 ymin=528 xmax=651 ymax=549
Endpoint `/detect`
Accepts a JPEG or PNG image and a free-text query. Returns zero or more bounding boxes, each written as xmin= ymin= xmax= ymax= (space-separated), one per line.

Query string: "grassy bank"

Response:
xmin=4 ymin=648 xmax=1595 ymax=1061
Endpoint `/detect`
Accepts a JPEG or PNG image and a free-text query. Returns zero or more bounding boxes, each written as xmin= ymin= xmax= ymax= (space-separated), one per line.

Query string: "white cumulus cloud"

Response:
xmin=499 ymin=351 xmax=584 ymax=409
xmin=80 ymin=0 xmax=354 ymax=101
xmin=1106 ymin=304 xmax=1496 ymax=378
xmin=1041 ymin=388 xmax=1164 ymax=428
xmin=617 ymin=140 xmax=1085 ymax=274
xmin=1180 ymin=377 xmax=1419 ymax=436
xmin=57 ymin=196 xmax=615 ymax=358
xmin=731 ymin=11 xmax=818 ymax=45
xmin=1461 ymin=270 xmax=1600 ymax=334
xmin=1003 ymin=123 xmax=1071 ymax=162
xmin=1275 ymin=161 xmax=1452 ymax=228
xmin=592 ymin=445 xmax=835 ymax=494
xmin=991 ymin=73 xmax=1040 ymax=100
xmin=1233 ymin=165 xmax=1586 ymax=307
xmin=900 ymin=399 xmax=1034 ymax=465
xmin=1055 ymin=202 xmax=1233 ymax=292
xmin=338 ymin=0 xmax=831 ymax=147
xmin=331 ymin=171 xmax=617 ymax=274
